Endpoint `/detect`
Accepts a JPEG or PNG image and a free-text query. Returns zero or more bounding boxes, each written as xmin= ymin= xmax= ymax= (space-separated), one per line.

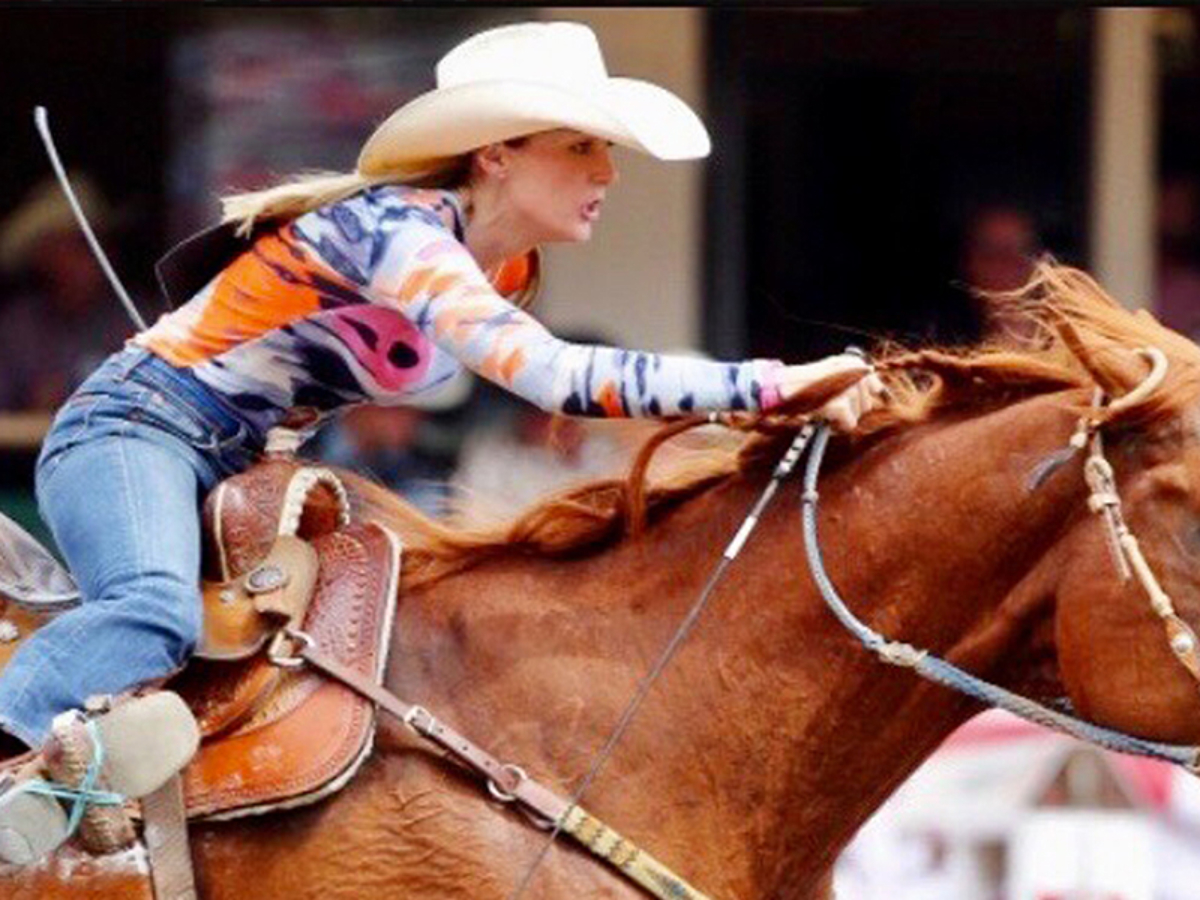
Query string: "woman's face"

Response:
xmin=483 ymin=129 xmax=619 ymax=244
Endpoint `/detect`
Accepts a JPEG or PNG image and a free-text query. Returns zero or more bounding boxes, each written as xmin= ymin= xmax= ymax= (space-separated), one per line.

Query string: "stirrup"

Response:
xmin=0 ymin=691 xmax=200 ymax=864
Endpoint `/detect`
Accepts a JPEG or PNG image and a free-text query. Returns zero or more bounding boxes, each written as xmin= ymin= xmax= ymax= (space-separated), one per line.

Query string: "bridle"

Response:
xmin=1077 ymin=349 xmax=1200 ymax=686
xmin=801 ymin=345 xmax=1200 ymax=769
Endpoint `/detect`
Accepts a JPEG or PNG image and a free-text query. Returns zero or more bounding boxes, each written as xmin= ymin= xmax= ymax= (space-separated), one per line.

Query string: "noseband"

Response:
xmin=801 ymin=345 xmax=1200 ymax=770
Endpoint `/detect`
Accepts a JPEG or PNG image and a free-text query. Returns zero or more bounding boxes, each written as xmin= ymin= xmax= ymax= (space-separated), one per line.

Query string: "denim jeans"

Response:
xmin=0 ymin=347 xmax=263 ymax=747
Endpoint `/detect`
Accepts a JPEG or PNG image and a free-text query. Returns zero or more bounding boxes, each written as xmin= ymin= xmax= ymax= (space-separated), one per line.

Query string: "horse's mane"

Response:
xmin=340 ymin=261 xmax=1200 ymax=589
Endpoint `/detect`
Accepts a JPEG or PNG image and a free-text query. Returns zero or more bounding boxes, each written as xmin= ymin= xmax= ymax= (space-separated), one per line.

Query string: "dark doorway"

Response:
xmin=706 ymin=8 xmax=1093 ymax=361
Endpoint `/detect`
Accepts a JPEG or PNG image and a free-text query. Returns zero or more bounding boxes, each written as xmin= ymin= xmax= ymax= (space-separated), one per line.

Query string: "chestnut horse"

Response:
xmin=8 ymin=262 xmax=1200 ymax=899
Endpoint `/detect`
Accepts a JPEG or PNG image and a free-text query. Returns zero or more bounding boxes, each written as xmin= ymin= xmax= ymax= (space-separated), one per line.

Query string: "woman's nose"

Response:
xmin=593 ymin=147 xmax=618 ymax=186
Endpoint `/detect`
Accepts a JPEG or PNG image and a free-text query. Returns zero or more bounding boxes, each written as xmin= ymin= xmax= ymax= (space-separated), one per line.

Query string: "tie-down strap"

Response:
xmin=273 ymin=631 xmax=713 ymax=900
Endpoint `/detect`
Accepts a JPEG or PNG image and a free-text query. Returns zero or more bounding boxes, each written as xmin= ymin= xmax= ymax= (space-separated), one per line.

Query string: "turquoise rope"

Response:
xmin=11 ymin=719 xmax=125 ymax=836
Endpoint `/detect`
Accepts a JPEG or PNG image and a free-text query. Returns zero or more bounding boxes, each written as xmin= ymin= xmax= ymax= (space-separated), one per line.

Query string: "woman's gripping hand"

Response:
xmin=772 ymin=354 xmax=887 ymax=431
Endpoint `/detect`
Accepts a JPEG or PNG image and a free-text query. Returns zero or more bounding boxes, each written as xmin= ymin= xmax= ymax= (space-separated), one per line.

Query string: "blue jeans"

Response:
xmin=0 ymin=347 xmax=263 ymax=747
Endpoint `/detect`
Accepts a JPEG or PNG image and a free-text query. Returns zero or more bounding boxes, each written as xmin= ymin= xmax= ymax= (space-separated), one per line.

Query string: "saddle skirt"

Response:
xmin=0 ymin=453 xmax=400 ymax=824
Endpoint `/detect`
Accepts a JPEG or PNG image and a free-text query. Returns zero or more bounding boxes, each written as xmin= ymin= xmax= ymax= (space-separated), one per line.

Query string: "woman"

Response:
xmin=0 ymin=21 xmax=882 ymax=861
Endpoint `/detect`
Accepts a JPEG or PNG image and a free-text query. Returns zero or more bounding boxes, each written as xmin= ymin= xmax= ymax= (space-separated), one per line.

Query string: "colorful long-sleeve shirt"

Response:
xmin=135 ymin=185 xmax=783 ymax=434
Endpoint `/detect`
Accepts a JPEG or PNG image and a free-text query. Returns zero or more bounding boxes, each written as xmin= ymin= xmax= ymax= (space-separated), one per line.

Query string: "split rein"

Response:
xmin=270 ymin=346 xmax=1200 ymax=900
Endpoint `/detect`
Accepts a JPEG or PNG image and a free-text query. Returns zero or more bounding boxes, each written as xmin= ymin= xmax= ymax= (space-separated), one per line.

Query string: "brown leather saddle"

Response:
xmin=177 ymin=454 xmax=400 ymax=820
xmin=0 ymin=451 xmax=400 ymax=823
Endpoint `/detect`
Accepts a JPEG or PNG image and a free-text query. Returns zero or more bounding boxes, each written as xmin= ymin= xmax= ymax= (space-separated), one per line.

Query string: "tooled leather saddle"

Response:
xmin=0 ymin=444 xmax=402 ymax=897
xmin=175 ymin=451 xmax=401 ymax=820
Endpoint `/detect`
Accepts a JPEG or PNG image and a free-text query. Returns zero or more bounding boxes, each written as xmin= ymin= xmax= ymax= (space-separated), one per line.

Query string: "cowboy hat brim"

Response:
xmin=357 ymin=76 xmax=710 ymax=175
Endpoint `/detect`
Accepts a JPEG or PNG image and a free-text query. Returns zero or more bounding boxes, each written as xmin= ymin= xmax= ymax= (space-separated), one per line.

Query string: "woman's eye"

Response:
xmin=571 ymin=141 xmax=592 ymax=155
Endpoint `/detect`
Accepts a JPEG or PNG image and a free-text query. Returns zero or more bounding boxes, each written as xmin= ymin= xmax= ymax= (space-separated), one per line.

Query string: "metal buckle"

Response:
xmin=487 ymin=763 xmax=528 ymax=803
xmin=401 ymin=704 xmax=432 ymax=734
xmin=268 ymin=627 xmax=314 ymax=669
xmin=245 ymin=563 xmax=289 ymax=594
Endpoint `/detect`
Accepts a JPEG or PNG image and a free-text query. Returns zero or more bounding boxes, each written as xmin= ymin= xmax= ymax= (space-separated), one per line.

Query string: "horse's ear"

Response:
xmin=1050 ymin=314 xmax=1144 ymax=397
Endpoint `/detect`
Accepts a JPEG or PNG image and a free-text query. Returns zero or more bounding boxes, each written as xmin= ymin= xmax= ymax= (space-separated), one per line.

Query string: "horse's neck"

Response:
xmin=387 ymin=394 xmax=1087 ymax=898
xmin=717 ymin=396 xmax=1088 ymax=890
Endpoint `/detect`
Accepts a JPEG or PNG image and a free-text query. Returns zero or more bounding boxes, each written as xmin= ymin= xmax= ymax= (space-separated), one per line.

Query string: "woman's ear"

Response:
xmin=474 ymin=143 xmax=509 ymax=180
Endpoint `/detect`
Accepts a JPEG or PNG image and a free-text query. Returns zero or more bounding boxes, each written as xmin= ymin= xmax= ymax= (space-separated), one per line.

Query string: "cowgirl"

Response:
xmin=0 ymin=21 xmax=882 ymax=861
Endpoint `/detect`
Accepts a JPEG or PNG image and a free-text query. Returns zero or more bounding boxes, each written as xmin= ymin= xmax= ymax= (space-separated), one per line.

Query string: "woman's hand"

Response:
xmin=774 ymin=354 xmax=887 ymax=431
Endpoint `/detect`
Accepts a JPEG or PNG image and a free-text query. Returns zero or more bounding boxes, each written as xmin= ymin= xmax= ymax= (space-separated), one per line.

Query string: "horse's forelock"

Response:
xmin=999 ymin=261 xmax=1200 ymax=428
xmin=857 ymin=261 xmax=1200 ymax=432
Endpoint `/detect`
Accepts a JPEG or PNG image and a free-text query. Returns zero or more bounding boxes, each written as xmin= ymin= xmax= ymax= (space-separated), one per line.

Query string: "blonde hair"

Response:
xmin=220 ymin=156 xmax=473 ymax=237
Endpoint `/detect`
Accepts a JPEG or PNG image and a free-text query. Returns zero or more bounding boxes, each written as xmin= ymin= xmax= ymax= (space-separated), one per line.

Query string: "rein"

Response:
xmin=800 ymin=346 xmax=1200 ymax=770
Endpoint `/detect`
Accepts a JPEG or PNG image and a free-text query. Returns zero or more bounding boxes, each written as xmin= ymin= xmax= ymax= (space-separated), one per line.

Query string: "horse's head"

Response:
xmin=983 ymin=267 xmax=1200 ymax=747
xmin=862 ymin=263 xmax=1200 ymax=751
xmin=1053 ymin=398 xmax=1200 ymax=745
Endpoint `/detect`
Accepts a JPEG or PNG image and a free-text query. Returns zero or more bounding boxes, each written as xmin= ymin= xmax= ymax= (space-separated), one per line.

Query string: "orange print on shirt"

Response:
xmin=596 ymin=381 xmax=624 ymax=417
xmin=498 ymin=348 xmax=527 ymax=383
xmin=432 ymin=295 xmax=501 ymax=339
xmin=146 ymin=230 xmax=354 ymax=365
xmin=477 ymin=345 xmax=527 ymax=385
xmin=398 ymin=266 xmax=438 ymax=304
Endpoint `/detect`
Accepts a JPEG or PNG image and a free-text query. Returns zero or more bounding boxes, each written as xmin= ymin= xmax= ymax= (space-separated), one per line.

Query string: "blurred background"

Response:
xmin=1 ymin=8 xmax=1199 ymax=897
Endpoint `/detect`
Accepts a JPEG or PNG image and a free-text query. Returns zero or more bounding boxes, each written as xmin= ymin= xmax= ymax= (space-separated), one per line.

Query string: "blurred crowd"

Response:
xmin=3 ymin=167 xmax=1200 ymax=520
xmin=0 ymin=177 xmax=129 ymax=413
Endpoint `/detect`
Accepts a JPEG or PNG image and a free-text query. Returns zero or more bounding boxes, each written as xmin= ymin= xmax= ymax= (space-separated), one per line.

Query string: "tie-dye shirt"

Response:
xmin=135 ymin=186 xmax=783 ymax=434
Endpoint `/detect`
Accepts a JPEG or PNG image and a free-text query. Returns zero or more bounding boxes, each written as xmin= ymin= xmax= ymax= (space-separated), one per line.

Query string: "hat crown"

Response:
xmin=436 ymin=22 xmax=609 ymax=92
xmin=358 ymin=19 xmax=710 ymax=175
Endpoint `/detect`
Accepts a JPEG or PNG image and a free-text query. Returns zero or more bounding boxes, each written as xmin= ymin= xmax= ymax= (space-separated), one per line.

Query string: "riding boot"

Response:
xmin=0 ymin=691 xmax=199 ymax=864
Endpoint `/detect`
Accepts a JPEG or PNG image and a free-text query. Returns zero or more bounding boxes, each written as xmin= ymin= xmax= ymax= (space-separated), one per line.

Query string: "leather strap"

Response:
xmin=142 ymin=774 xmax=197 ymax=900
xmin=288 ymin=638 xmax=711 ymax=900
xmin=292 ymin=640 xmax=569 ymax=824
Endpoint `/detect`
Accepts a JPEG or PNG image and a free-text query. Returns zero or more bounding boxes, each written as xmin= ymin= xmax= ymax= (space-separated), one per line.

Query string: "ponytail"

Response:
xmin=219 ymin=155 xmax=474 ymax=236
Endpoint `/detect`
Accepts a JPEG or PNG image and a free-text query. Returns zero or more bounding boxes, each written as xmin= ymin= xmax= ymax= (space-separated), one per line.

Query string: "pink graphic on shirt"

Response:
xmin=324 ymin=306 xmax=432 ymax=391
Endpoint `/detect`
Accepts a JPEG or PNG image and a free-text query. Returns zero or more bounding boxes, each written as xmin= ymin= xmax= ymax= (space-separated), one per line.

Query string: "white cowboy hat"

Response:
xmin=357 ymin=21 xmax=711 ymax=175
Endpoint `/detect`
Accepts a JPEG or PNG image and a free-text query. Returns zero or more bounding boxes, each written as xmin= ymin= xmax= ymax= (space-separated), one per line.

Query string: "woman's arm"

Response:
xmin=371 ymin=224 xmax=783 ymax=417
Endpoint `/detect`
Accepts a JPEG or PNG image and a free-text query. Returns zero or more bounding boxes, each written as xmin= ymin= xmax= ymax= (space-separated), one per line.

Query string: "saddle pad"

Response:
xmin=174 ymin=522 xmax=400 ymax=820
